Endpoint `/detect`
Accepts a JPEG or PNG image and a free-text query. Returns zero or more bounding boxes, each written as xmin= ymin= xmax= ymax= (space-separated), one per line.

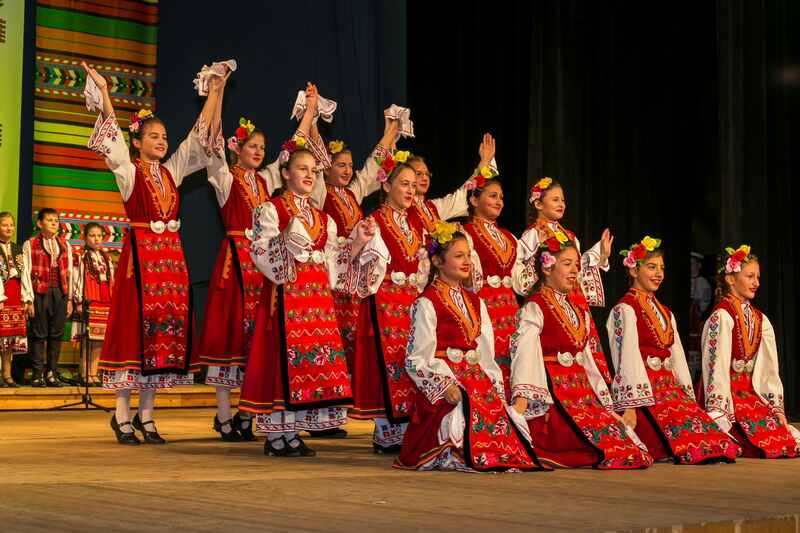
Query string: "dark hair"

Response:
xmin=467 ymin=178 xmax=504 ymax=217
xmin=379 ymin=163 xmax=415 ymax=205
xmin=427 ymin=231 xmax=469 ymax=286
xmin=0 ymin=211 xmax=14 ymax=223
xmin=529 ymin=178 xmax=564 ymax=223
xmin=129 ymin=116 xmax=166 ymax=160
xmin=83 ymin=222 xmax=103 ymax=238
xmin=529 ymin=241 xmax=578 ymax=296
xmin=37 ymin=208 xmax=58 ymax=221
xmin=279 ymin=147 xmax=315 ymax=172
xmin=626 ymin=248 xmax=666 ymax=286
xmin=714 ymin=251 xmax=759 ymax=304
xmin=229 ymin=128 xmax=267 ymax=169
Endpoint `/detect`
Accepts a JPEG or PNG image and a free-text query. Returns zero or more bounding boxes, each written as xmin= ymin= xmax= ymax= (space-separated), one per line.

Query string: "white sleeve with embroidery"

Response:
xmin=607 ymin=304 xmax=655 ymax=410
xmin=514 ymin=227 xmax=539 ymax=296
xmin=669 ymin=315 xmax=696 ymax=399
xmin=580 ymin=310 xmax=614 ymax=411
xmin=701 ymin=309 xmax=734 ymax=432
xmin=162 ymin=119 xmax=213 ymax=186
xmin=577 ymin=236 xmax=607 ymax=307
xmin=339 ymin=221 xmax=391 ymax=298
xmin=348 ymin=145 xmax=390 ymax=204
xmin=476 ymin=300 xmax=505 ymax=401
xmin=405 ymin=297 xmax=458 ymax=404
xmin=65 ymin=242 xmax=74 ymax=301
xmin=430 ymin=182 xmax=470 ymax=221
xmin=259 ymin=157 xmax=284 ymax=198
xmin=249 ymin=202 xmax=298 ymax=285
xmin=462 ymin=231 xmax=484 ymax=292
xmin=20 ymin=246 xmax=33 ymax=303
xmin=508 ymin=301 xmax=554 ymax=418
xmin=72 ymin=256 xmax=84 ymax=302
xmin=206 ymin=153 xmax=234 ymax=207
xmin=753 ymin=314 xmax=786 ymax=416
xmin=86 ymin=113 xmax=137 ymax=202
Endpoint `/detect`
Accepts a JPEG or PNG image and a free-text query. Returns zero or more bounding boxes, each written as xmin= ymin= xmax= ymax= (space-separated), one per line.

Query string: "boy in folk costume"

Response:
xmin=23 ymin=208 xmax=74 ymax=387
xmin=699 ymin=245 xmax=800 ymax=458
xmin=606 ymin=236 xmax=737 ymax=464
xmin=73 ymin=222 xmax=115 ymax=387
xmin=0 ymin=212 xmax=32 ymax=387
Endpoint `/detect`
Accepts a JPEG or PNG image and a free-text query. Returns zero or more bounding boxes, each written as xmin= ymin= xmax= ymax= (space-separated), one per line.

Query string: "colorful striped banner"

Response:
xmin=32 ymin=0 xmax=158 ymax=252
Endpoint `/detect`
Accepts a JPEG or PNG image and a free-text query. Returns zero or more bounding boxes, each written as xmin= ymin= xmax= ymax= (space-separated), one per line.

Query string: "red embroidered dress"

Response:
xmin=510 ymin=287 xmax=653 ymax=469
xmin=192 ymin=163 xmax=270 ymax=386
xmin=74 ymin=249 xmax=115 ymax=341
xmin=88 ymin=112 xmax=211 ymax=389
xmin=518 ymin=221 xmax=612 ymax=384
xmin=700 ymin=295 xmax=800 ymax=458
xmin=0 ymin=241 xmax=30 ymax=354
xmin=462 ymin=218 xmax=525 ymax=398
xmin=396 ymin=279 xmax=546 ymax=471
xmin=607 ymin=289 xmax=738 ymax=464
xmin=407 ymin=187 xmax=468 ymax=235
xmin=350 ymin=204 xmax=429 ymax=423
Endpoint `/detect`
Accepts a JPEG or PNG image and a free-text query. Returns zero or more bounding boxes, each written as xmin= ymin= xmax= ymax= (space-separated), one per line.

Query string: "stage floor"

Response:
xmin=1 ymin=409 xmax=799 ymax=532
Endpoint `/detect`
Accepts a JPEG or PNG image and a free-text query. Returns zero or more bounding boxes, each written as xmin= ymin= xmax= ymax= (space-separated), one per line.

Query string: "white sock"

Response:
xmin=237 ymin=410 xmax=252 ymax=429
xmin=215 ymin=387 xmax=232 ymax=432
xmin=269 ymin=433 xmax=285 ymax=449
xmin=138 ymin=389 xmax=156 ymax=431
xmin=285 ymin=431 xmax=299 ymax=447
xmin=115 ymin=391 xmax=133 ymax=433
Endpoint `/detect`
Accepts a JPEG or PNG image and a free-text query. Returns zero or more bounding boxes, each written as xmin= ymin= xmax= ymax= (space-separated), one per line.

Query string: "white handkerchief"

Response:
xmin=290 ymin=90 xmax=338 ymax=124
xmin=193 ymin=59 xmax=238 ymax=96
xmin=84 ymin=76 xmax=102 ymax=112
xmin=384 ymin=104 xmax=415 ymax=140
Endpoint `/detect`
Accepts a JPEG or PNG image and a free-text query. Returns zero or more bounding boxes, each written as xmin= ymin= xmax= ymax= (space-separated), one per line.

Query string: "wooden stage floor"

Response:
xmin=1 ymin=408 xmax=799 ymax=532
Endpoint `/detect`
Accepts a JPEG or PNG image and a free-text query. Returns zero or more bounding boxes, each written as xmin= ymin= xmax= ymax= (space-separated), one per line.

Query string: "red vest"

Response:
xmin=531 ymin=287 xmax=589 ymax=355
xmin=220 ymin=165 xmax=269 ymax=232
xmin=462 ymin=219 xmax=517 ymax=277
xmin=29 ymin=234 xmax=70 ymax=294
xmin=271 ymin=193 xmax=329 ymax=250
xmin=370 ymin=204 xmax=425 ymax=276
xmin=714 ymin=295 xmax=763 ymax=361
xmin=422 ymin=279 xmax=482 ymax=352
xmin=408 ymin=198 xmax=440 ymax=233
xmin=322 ymin=184 xmax=363 ymax=237
xmin=619 ymin=289 xmax=674 ymax=358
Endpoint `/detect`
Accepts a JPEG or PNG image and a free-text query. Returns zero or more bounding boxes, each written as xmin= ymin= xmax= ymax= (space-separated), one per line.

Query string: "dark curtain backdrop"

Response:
xmin=156 ymin=0 xmax=406 ymax=323
xmin=409 ymin=1 xmax=799 ymax=415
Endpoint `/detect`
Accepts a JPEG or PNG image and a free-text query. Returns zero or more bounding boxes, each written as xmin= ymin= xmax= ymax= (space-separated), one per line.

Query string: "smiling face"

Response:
xmin=237 ymin=131 xmax=266 ymax=170
xmin=534 ymin=185 xmax=566 ymax=222
xmin=281 ymin=151 xmax=317 ymax=196
xmin=433 ymin=237 xmax=472 ymax=285
xmin=0 ymin=216 xmax=15 ymax=242
xmin=470 ymin=181 xmax=504 ymax=221
xmin=726 ymin=260 xmax=760 ymax=301
xmin=132 ymin=120 xmax=168 ymax=162
xmin=382 ymin=166 xmax=417 ymax=210
xmin=325 ymin=151 xmax=354 ymax=187
xmin=407 ymin=158 xmax=431 ymax=195
xmin=630 ymin=252 xmax=665 ymax=293
xmin=543 ymin=246 xmax=579 ymax=293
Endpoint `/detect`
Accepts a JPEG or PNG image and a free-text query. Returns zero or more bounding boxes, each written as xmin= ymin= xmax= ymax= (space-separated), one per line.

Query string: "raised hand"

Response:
xmin=82 ymin=61 xmax=108 ymax=91
xmin=305 ymin=82 xmax=319 ymax=113
xmin=599 ymin=228 xmax=614 ymax=263
xmin=478 ymin=133 xmax=496 ymax=166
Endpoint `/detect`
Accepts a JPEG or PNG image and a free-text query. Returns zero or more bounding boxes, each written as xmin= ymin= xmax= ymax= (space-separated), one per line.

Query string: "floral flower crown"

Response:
xmin=328 ymin=139 xmax=348 ymax=155
xmin=427 ymin=220 xmax=458 ymax=257
xmin=467 ymin=165 xmax=499 ymax=190
xmin=721 ymin=244 xmax=753 ymax=274
xmin=537 ymin=230 xmax=572 ymax=269
xmin=129 ymin=109 xmax=155 ymax=134
xmin=620 ymin=236 xmax=662 ymax=268
xmin=528 ymin=176 xmax=553 ymax=204
xmin=376 ymin=150 xmax=411 ymax=182
xmin=227 ymin=117 xmax=256 ymax=151
xmin=277 ymin=135 xmax=308 ymax=165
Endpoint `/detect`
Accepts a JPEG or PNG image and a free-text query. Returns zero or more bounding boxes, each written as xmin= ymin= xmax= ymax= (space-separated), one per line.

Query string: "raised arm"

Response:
xmin=347 ymin=114 xmax=399 ymax=203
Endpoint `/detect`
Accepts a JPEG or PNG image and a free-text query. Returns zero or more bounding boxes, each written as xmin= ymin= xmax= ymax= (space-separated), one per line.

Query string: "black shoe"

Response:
xmin=0 ymin=379 xmax=6 ymax=388
xmin=132 ymin=413 xmax=166 ymax=444
xmin=305 ymin=428 xmax=348 ymax=439
xmin=110 ymin=415 xmax=140 ymax=445
xmin=31 ymin=375 xmax=46 ymax=388
xmin=213 ymin=415 xmax=241 ymax=442
xmin=45 ymin=372 xmax=62 ymax=387
xmin=373 ymin=443 xmax=402 ymax=455
xmin=264 ymin=437 xmax=291 ymax=457
xmin=233 ymin=412 xmax=257 ymax=442
xmin=286 ymin=436 xmax=316 ymax=457
xmin=3 ymin=378 xmax=20 ymax=388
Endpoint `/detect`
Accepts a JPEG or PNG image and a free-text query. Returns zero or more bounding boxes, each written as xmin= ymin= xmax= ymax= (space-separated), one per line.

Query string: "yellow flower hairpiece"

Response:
xmin=328 ymin=140 xmax=345 ymax=154
xmin=554 ymin=230 xmax=569 ymax=244
xmin=394 ymin=150 xmax=410 ymax=164
xmin=295 ymin=136 xmax=307 ymax=148
xmin=239 ymin=117 xmax=255 ymax=135
xmin=431 ymin=220 xmax=457 ymax=245
xmin=536 ymin=177 xmax=552 ymax=189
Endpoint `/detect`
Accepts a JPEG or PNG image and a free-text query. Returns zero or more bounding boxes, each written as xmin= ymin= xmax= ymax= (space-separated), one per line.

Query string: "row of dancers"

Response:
xmin=2 ymin=58 xmax=796 ymax=470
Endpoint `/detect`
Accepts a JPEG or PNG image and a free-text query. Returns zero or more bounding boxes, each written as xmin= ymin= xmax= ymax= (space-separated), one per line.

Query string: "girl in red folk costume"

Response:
xmin=0 ymin=212 xmax=31 ymax=388
xmin=518 ymin=177 xmax=614 ymax=384
xmin=349 ymin=159 xmax=427 ymax=453
xmin=700 ymin=245 xmax=800 ymax=458
xmin=239 ymin=143 xmax=388 ymax=457
xmin=461 ymin=163 xmax=531 ymax=397
xmin=192 ymin=80 xmax=324 ymax=442
xmin=405 ymin=135 xmax=498 ymax=234
xmin=606 ymin=237 xmax=737 ymax=464
xmin=83 ymin=61 xmax=223 ymax=445
xmin=396 ymin=224 xmax=547 ymax=472
xmin=510 ymin=234 xmax=653 ymax=469
xmin=73 ymin=222 xmax=115 ymax=387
